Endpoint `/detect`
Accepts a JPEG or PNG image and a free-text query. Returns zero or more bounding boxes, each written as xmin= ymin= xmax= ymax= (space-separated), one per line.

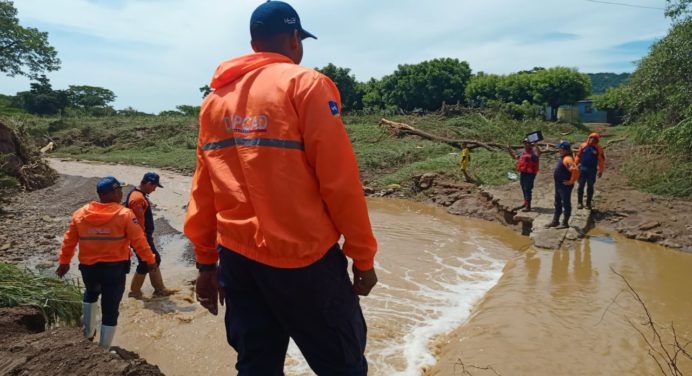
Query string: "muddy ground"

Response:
xmin=0 ymin=174 xmax=179 ymax=375
xmin=0 ymin=306 xmax=164 ymax=376
xmin=0 ymin=139 xmax=690 ymax=375
xmin=396 ymin=139 xmax=692 ymax=252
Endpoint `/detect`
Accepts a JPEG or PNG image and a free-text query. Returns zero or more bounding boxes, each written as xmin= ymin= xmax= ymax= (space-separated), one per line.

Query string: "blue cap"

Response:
xmin=96 ymin=176 xmax=127 ymax=194
xmin=556 ymin=141 xmax=572 ymax=150
xmin=142 ymin=172 xmax=163 ymax=188
xmin=250 ymin=1 xmax=316 ymax=40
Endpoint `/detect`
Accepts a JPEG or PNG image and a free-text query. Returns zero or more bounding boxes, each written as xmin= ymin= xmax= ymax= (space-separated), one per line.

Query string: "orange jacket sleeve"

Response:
xmin=58 ymin=215 xmax=79 ymax=264
xmin=184 ymin=146 xmax=219 ymax=264
xmin=128 ymin=192 xmax=148 ymax=231
xmin=574 ymin=143 xmax=585 ymax=166
xmin=125 ymin=210 xmax=156 ymax=264
xmin=563 ymin=156 xmax=580 ymax=185
xmin=297 ymin=74 xmax=377 ymax=270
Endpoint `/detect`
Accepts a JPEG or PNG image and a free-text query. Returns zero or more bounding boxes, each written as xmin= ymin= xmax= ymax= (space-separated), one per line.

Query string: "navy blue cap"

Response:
xmin=142 ymin=172 xmax=163 ymax=188
xmin=97 ymin=176 xmax=127 ymax=194
xmin=556 ymin=141 xmax=572 ymax=150
xmin=250 ymin=1 xmax=316 ymax=40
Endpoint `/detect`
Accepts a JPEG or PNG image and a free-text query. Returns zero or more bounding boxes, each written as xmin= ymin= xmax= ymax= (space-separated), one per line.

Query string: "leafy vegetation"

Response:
xmin=0 ymin=0 xmax=60 ymax=79
xmin=0 ymin=262 xmax=82 ymax=326
xmin=587 ymin=73 xmax=630 ymax=95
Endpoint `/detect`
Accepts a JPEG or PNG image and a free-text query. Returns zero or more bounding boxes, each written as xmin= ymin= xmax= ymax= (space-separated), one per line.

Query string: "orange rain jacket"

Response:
xmin=59 ymin=202 xmax=156 ymax=265
xmin=574 ymin=133 xmax=606 ymax=173
xmin=126 ymin=190 xmax=148 ymax=232
xmin=560 ymin=155 xmax=580 ymax=185
xmin=184 ymin=52 xmax=377 ymax=270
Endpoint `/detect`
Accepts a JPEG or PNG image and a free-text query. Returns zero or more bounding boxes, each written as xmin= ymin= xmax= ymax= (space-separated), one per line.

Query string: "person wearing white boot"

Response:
xmin=56 ymin=176 xmax=158 ymax=350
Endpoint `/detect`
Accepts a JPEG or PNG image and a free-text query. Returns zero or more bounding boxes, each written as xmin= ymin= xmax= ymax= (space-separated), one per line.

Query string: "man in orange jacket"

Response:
xmin=56 ymin=176 xmax=157 ymax=351
xmin=184 ymin=1 xmax=377 ymax=374
xmin=575 ymin=132 xmax=605 ymax=210
xmin=125 ymin=172 xmax=175 ymax=298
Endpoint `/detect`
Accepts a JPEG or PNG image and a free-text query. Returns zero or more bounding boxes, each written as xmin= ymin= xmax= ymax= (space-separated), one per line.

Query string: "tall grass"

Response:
xmin=0 ymin=263 xmax=82 ymax=326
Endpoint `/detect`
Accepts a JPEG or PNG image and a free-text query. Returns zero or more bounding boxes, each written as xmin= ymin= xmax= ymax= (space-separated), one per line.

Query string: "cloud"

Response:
xmin=0 ymin=0 xmax=671 ymax=112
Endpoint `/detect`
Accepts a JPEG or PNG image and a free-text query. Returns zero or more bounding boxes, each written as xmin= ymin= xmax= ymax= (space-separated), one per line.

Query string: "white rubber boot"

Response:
xmin=82 ymin=302 xmax=99 ymax=340
xmin=99 ymin=325 xmax=117 ymax=350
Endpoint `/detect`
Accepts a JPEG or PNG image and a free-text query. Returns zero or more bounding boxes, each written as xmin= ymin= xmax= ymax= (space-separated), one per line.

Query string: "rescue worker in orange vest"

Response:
xmin=546 ymin=142 xmax=580 ymax=229
xmin=508 ymin=138 xmax=541 ymax=212
xmin=125 ymin=172 xmax=175 ymax=298
xmin=574 ymin=132 xmax=605 ymax=210
xmin=56 ymin=176 xmax=157 ymax=351
xmin=184 ymin=2 xmax=377 ymax=374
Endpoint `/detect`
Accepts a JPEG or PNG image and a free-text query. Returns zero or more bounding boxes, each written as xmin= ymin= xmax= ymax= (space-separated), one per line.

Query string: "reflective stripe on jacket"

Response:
xmin=59 ymin=202 xmax=156 ymax=265
xmin=184 ymin=52 xmax=377 ymax=270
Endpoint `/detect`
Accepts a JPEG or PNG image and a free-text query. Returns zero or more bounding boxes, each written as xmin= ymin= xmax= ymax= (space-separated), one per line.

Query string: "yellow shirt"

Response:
xmin=460 ymin=148 xmax=470 ymax=170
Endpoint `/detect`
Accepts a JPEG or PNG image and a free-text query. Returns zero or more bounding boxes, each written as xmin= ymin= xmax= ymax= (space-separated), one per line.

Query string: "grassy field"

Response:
xmin=3 ymin=112 xmax=591 ymax=189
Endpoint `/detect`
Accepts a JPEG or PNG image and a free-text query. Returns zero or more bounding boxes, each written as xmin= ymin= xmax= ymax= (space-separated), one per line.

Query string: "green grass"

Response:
xmin=0 ymin=263 xmax=82 ymax=326
xmin=5 ymin=112 xmax=590 ymax=190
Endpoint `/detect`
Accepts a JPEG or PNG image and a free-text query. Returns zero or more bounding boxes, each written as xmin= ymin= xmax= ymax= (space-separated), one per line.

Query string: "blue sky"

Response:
xmin=1 ymin=0 xmax=670 ymax=113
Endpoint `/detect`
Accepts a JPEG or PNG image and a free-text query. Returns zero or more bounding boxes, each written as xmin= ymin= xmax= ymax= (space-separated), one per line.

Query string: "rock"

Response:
xmin=41 ymin=216 xmax=55 ymax=223
xmin=1 ymin=242 xmax=12 ymax=251
xmin=385 ymin=184 xmax=401 ymax=191
xmin=659 ymin=240 xmax=682 ymax=249
xmin=363 ymin=186 xmax=376 ymax=195
xmin=638 ymin=221 xmax=660 ymax=231
xmin=417 ymin=173 xmax=438 ymax=190
xmin=636 ymin=232 xmax=662 ymax=242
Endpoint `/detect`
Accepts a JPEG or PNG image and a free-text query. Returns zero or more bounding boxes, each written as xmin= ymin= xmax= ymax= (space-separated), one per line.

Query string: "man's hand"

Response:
xmin=196 ymin=269 xmax=224 ymax=315
xmin=352 ymin=264 xmax=377 ymax=296
xmin=55 ymin=264 xmax=70 ymax=278
xmin=562 ymin=180 xmax=574 ymax=186
xmin=147 ymin=262 xmax=159 ymax=272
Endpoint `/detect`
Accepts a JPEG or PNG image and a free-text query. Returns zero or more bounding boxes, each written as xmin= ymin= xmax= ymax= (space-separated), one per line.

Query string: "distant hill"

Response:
xmin=588 ymin=73 xmax=631 ymax=95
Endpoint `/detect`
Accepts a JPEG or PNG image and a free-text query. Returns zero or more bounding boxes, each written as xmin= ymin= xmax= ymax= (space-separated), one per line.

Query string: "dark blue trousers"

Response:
xmin=133 ymin=234 xmax=161 ymax=274
xmin=218 ymin=244 xmax=368 ymax=376
xmin=577 ymin=168 xmax=597 ymax=205
xmin=79 ymin=261 xmax=128 ymax=326
xmin=520 ymin=172 xmax=537 ymax=206
xmin=554 ymin=183 xmax=574 ymax=223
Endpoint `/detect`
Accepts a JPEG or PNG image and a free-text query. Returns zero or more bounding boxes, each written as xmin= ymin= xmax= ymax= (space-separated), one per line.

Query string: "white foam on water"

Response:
xmin=282 ymin=240 xmax=508 ymax=376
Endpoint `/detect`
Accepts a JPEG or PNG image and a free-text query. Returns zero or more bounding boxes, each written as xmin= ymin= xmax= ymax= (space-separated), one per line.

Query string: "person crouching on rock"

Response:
xmin=124 ymin=172 xmax=176 ymax=298
xmin=508 ymin=138 xmax=540 ymax=212
xmin=56 ymin=176 xmax=158 ymax=351
xmin=546 ymin=142 xmax=579 ymax=229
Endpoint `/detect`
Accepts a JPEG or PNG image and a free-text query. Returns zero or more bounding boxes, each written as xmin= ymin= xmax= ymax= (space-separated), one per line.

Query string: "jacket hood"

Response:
xmin=80 ymin=202 xmax=123 ymax=226
xmin=588 ymin=132 xmax=601 ymax=141
xmin=210 ymin=52 xmax=294 ymax=90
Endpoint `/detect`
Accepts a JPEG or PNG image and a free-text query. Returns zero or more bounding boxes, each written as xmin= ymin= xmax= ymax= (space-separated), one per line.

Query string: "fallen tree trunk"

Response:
xmin=378 ymin=118 xmax=554 ymax=151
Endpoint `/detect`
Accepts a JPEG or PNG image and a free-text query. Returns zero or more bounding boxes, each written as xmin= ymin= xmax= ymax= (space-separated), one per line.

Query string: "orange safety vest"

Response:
xmin=58 ymin=202 xmax=156 ymax=265
xmin=184 ymin=52 xmax=377 ymax=270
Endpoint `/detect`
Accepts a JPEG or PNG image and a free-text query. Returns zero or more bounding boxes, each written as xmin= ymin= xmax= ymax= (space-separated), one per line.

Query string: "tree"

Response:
xmin=665 ymin=0 xmax=691 ymax=22
xmin=199 ymin=85 xmax=212 ymax=99
xmin=0 ymin=0 xmax=60 ymax=79
xmin=465 ymin=73 xmax=501 ymax=106
xmin=66 ymin=85 xmax=116 ymax=109
xmin=382 ymin=58 xmax=472 ymax=111
xmin=316 ymin=63 xmax=362 ymax=111
xmin=12 ymin=75 xmax=67 ymax=115
xmin=175 ymin=105 xmax=200 ymax=116
xmin=495 ymin=72 xmax=535 ymax=104
xmin=531 ymin=67 xmax=591 ymax=117
xmin=625 ymin=19 xmax=692 ymax=125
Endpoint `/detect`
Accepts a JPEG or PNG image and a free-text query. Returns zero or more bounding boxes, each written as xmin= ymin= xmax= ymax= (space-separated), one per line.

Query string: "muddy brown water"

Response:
xmin=48 ymin=159 xmax=692 ymax=375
